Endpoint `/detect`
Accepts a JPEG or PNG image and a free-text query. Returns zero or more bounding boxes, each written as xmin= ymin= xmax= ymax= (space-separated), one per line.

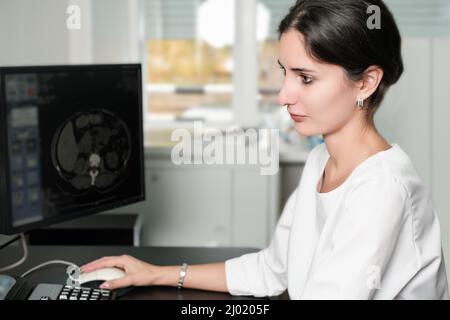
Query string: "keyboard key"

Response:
xmin=57 ymin=284 xmax=114 ymax=300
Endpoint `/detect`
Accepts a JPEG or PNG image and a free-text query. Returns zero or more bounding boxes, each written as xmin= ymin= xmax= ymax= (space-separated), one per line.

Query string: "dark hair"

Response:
xmin=278 ymin=0 xmax=403 ymax=120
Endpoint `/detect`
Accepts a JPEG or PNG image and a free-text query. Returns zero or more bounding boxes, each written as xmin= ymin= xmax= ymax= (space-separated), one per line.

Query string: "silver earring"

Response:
xmin=357 ymin=98 xmax=364 ymax=108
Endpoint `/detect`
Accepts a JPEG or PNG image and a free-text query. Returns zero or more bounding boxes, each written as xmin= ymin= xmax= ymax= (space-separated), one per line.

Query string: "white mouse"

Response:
xmin=78 ymin=267 xmax=126 ymax=285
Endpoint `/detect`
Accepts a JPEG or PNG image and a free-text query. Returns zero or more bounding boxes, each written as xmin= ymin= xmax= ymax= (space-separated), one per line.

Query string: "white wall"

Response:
xmin=432 ymin=38 xmax=450 ymax=283
xmin=0 ymin=0 xmax=139 ymax=66
xmin=0 ymin=0 xmax=70 ymax=66
xmin=376 ymin=38 xmax=432 ymax=188
xmin=91 ymin=0 xmax=141 ymax=63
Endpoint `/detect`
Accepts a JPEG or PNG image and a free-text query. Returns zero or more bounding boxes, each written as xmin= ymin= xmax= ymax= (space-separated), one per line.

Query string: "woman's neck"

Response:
xmin=322 ymin=117 xmax=391 ymax=180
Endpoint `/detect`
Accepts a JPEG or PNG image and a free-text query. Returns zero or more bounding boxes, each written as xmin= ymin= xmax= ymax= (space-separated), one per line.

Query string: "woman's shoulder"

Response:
xmin=304 ymin=142 xmax=328 ymax=166
xmin=348 ymin=144 xmax=427 ymax=202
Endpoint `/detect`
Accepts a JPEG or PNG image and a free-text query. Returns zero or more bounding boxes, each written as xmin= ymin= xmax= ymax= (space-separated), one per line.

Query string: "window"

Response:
xmin=144 ymin=0 xmax=235 ymax=121
xmin=257 ymin=0 xmax=293 ymax=113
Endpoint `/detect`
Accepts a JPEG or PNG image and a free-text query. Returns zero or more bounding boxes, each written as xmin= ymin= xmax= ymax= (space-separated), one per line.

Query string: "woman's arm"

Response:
xmin=156 ymin=262 xmax=228 ymax=292
xmin=80 ymin=255 xmax=228 ymax=292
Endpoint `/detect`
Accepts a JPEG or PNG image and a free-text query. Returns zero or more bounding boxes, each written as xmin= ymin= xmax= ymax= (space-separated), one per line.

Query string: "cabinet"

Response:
xmin=145 ymin=166 xmax=232 ymax=247
xmin=107 ymin=150 xmax=280 ymax=249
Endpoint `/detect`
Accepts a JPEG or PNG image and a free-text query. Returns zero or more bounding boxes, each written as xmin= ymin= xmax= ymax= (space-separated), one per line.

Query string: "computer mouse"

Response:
xmin=79 ymin=267 xmax=126 ymax=285
xmin=78 ymin=267 xmax=133 ymax=298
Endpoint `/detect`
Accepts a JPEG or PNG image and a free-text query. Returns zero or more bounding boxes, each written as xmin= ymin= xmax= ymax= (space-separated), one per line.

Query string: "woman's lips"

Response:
xmin=289 ymin=113 xmax=307 ymax=122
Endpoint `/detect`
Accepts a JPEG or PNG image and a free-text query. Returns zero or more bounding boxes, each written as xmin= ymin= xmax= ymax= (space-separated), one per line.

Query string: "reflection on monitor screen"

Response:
xmin=0 ymin=64 xmax=144 ymax=235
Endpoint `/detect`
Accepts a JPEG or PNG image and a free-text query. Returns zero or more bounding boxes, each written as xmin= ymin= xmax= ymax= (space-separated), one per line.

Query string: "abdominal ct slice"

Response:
xmin=51 ymin=109 xmax=132 ymax=196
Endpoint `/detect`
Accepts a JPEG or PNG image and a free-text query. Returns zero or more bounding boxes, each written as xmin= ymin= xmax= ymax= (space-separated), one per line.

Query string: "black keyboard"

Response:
xmin=28 ymin=284 xmax=116 ymax=300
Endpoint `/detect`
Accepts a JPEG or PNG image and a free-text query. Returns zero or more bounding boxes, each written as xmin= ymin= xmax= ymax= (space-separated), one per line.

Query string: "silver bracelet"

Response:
xmin=177 ymin=263 xmax=188 ymax=289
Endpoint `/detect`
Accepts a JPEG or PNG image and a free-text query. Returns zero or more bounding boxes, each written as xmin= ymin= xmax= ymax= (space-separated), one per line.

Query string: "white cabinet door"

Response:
xmin=232 ymin=168 xmax=278 ymax=248
xmin=107 ymin=153 xmax=280 ymax=248
xmin=144 ymin=166 xmax=232 ymax=247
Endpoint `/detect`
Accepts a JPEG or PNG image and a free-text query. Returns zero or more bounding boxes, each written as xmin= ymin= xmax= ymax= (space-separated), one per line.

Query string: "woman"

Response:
xmin=81 ymin=0 xmax=449 ymax=299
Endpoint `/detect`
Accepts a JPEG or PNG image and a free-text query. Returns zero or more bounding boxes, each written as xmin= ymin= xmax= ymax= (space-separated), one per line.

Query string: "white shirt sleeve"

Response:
xmin=301 ymin=176 xmax=412 ymax=299
xmin=225 ymin=188 xmax=298 ymax=297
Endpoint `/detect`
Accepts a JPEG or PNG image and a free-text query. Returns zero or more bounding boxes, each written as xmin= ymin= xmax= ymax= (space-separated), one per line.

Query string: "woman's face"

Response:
xmin=277 ymin=30 xmax=361 ymax=137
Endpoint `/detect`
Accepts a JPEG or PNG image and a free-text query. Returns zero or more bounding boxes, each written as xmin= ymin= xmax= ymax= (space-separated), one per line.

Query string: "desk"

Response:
xmin=0 ymin=245 xmax=288 ymax=300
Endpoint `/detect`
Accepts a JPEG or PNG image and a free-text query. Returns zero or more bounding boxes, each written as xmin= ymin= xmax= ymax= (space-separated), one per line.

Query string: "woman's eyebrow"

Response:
xmin=277 ymin=59 xmax=316 ymax=73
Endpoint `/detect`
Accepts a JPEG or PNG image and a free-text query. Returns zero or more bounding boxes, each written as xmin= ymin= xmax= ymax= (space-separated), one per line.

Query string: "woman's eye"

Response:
xmin=295 ymin=75 xmax=313 ymax=84
xmin=301 ymin=75 xmax=313 ymax=84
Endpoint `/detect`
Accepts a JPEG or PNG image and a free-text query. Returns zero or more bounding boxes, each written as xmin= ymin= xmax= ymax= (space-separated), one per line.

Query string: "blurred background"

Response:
xmin=0 ymin=0 xmax=449 ymax=281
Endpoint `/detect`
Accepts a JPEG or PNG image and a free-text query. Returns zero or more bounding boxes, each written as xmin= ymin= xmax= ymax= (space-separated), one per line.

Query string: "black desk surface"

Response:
xmin=0 ymin=245 xmax=288 ymax=300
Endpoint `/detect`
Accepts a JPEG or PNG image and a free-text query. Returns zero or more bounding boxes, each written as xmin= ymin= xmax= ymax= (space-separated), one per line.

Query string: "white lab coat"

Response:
xmin=225 ymin=143 xmax=449 ymax=299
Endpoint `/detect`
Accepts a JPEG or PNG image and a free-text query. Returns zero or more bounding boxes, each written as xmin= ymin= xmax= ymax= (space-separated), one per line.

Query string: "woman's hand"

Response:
xmin=80 ymin=255 xmax=162 ymax=290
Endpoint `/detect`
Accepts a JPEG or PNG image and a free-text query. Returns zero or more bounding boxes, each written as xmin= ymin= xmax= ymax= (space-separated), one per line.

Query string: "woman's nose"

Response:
xmin=277 ymin=81 xmax=296 ymax=107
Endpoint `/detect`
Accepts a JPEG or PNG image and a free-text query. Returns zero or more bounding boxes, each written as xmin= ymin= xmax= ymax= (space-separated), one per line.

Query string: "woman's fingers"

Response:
xmin=100 ymin=276 xmax=134 ymax=290
xmin=80 ymin=256 xmax=127 ymax=273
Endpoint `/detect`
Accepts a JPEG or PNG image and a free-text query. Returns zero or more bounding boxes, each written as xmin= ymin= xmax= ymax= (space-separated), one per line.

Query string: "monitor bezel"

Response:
xmin=0 ymin=63 xmax=145 ymax=235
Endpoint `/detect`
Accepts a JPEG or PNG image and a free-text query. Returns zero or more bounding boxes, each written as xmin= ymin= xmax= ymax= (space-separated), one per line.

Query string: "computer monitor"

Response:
xmin=0 ymin=64 xmax=145 ymax=235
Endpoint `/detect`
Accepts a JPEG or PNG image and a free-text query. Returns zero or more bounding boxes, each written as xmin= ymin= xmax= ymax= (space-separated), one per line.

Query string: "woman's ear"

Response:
xmin=358 ymin=65 xmax=384 ymax=101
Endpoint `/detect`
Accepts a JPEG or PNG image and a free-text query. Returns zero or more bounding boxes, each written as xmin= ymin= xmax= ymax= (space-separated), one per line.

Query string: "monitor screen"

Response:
xmin=0 ymin=64 xmax=145 ymax=235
